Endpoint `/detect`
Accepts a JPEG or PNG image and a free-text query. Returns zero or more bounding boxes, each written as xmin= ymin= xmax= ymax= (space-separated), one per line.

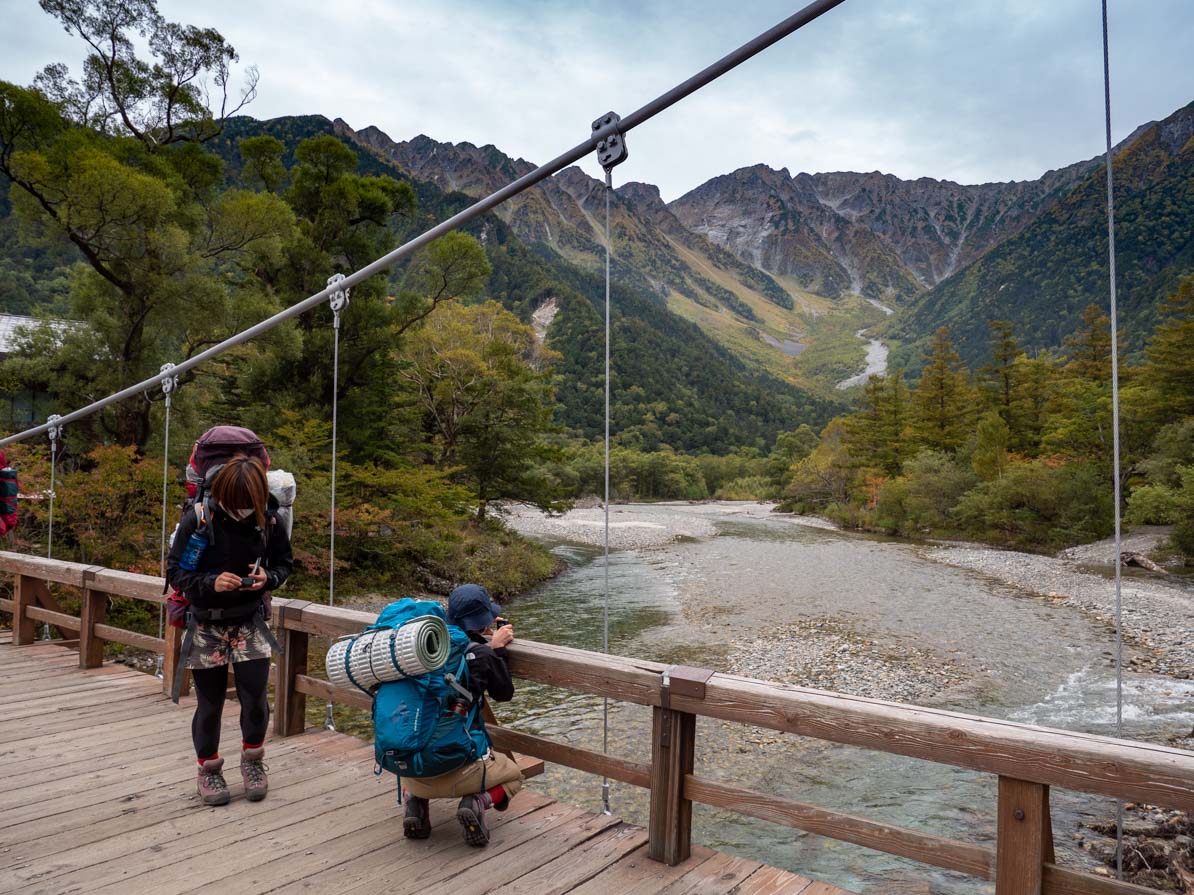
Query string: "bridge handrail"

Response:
xmin=1 ymin=551 xmax=1188 ymax=894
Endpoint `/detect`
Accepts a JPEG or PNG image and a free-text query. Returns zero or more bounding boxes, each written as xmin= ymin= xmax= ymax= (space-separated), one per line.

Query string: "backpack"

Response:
xmin=369 ymin=599 xmax=492 ymax=779
xmin=0 ymin=456 xmax=18 ymax=536
xmin=165 ymin=426 xmax=294 ymax=626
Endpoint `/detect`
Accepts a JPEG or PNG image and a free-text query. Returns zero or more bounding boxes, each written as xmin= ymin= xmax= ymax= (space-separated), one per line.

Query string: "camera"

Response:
xmin=494 ymin=616 xmax=510 ymax=629
xmin=240 ymin=576 xmax=256 ymax=588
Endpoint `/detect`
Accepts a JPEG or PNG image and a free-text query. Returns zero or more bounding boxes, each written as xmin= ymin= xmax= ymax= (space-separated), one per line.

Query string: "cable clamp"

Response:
xmin=46 ymin=414 xmax=64 ymax=448
xmin=591 ymin=111 xmax=628 ymax=172
xmin=159 ymin=362 xmax=179 ymax=399
xmin=327 ymin=273 xmax=350 ymax=323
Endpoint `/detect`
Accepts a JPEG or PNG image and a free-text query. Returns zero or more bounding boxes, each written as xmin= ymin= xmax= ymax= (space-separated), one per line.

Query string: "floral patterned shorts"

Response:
xmin=186 ymin=621 xmax=273 ymax=670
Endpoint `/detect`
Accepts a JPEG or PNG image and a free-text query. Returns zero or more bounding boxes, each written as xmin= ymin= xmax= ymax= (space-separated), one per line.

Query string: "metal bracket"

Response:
xmin=659 ymin=667 xmax=672 ymax=747
xmin=46 ymin=414 xmax=64 ymax=449
xmin=591 ymin=111 xmax=628 ymax=172
xmin=158 ymin=363 xmax=179 ymax=400
xmin=327 ymin=273 xmax=350 ymax=322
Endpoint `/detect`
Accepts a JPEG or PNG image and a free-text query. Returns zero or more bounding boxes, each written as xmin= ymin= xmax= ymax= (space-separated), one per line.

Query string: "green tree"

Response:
xmin=972 ymin=410 xmax=1010 ymax=481
xmin=765 ymin=424 xmax=819 ymax=488
xmin=1141 ymin=276 xmax=1194 ymax=419
xmin=0 ymin=3 xmax=288 ymax=445
xmin=907 ymin=328 xmax=975 ymax=453
xmin=1064 ymin=304 xmax=1115 ymax=385
xmin=402 ymin=301 xmax=567 ymax=520
xmin=846 ymin=371 xmax=909 ymax=475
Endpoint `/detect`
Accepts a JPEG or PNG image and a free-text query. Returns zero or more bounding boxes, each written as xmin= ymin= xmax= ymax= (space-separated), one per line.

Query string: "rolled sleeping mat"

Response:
xmin=325 ymin=615 xmax=451 ymax=695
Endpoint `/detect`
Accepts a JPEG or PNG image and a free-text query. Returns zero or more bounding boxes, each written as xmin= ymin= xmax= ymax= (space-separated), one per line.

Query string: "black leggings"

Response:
xmin=191 ymin=658 xmax=271 ymax=759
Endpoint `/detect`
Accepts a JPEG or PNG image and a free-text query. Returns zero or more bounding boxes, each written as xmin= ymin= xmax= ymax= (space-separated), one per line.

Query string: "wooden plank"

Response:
xmin=685 ymin=774 xmax=994 ymax=879
xmin=1 ymin=733 xmax=358 ymax=854
xmin=11 ymin=575 xmax=43 ymax=644
xmin=88 ymin=567 xmax=165 ymax=602
xmin=667 ymin=674 xmax=1194 ymax=812
xmin=416 ymin=808 xmax=622 ymax=895
xmin=231 ymin=791 xmax=557 ymax=895
xmin=489 ymin=725 xmax=649 ymax=787
xmin=569 ymin=845 xmax=723 ymax=895
xmin=996 ymin=777 xmax=1049 ymax=895
xmin=79 ymin=584 xmax=107 ymax=667
xmin=487 ymin=824 xmax=650 ymax=895
xmin=161 ymin=623 xmax=189 ymax=698
xmin=649 ymin=705 xmax=696 ymax=865
xmin=331 ymin=800 xmax=584 ymax=895
xmin=0 ymin=552 xmax=95 ymax=586
xmin=92 ymin=623 xmax=165 ymax=654
xmin=274 ymin=602 xmax=309 ymax=737
xmin=1042 ymin=864 xmax=1166 ymax=895
xmin=295 ymin=671 xmax=372 ymax=710
xmin=0 ymin=685 xmax=169 ymax=724
xmin=732 ymin=865 xmax=816 ymax=895
xmin=23 ymin=604 xmax=81 ymax=632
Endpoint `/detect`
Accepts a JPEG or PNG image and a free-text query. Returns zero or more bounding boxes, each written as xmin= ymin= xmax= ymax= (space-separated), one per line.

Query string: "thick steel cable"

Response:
xmin=0 ymin=0 xmax=846 ymax=449
xmin=1101 ymin=0 xmax=1125 ymax=878
xmin=601 ymin=170 xmax=612 ymax=816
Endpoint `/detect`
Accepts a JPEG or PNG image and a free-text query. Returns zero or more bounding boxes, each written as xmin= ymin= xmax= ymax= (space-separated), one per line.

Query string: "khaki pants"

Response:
xmin=400 ymin=751 xmax=525 ymax=801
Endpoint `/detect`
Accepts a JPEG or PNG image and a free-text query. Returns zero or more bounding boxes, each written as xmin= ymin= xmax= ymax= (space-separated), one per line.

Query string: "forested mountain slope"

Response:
xmin=888 ymin=101 xmax=1194 ymax=367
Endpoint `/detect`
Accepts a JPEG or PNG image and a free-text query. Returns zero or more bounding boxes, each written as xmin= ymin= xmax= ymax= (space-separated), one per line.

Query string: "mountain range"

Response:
xmin=335 ymin=99 xmax=1194 ymax=380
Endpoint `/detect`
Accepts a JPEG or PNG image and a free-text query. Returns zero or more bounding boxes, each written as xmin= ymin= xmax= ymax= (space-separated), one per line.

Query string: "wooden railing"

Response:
xmin=2 ymin=550 xmax=1191 ymax=895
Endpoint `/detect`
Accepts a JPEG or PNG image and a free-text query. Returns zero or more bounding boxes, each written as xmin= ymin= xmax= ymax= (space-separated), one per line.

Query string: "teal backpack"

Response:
xmin=369 ymin=599 xmax=491 ymax=779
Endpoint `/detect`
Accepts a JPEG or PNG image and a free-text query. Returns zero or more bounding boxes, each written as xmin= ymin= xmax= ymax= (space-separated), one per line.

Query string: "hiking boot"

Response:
xmin=240 ymin=747 xmax=269 ymax=802
xmin=197 ymin=757 xmax=230 ymax=806
xmin=402 ymin=791 xmax=431 ymax=840
xmin=456 ymin=793 xmax=492 ymax=847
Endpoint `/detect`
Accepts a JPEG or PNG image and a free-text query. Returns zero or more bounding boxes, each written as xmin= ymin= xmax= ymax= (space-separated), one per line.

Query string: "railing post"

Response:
xmin=996 ymin=777 xmax=1054 ymax=895
xmin=274 ymin=600 xmax=310 ymax=737
xmin=11 ymin=574 xmax=40 ymax=644
xmin=78 ymin=576 xmax=107 ymax=668
xmin=162 ymin=624 xmax=190 ymax=699
xmin=648 ymin=665 xmax=710 ymax=866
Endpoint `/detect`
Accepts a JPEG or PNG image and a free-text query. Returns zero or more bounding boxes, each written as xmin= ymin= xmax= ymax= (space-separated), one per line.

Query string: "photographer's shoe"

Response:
xmin=240 ymin=747 xmax=269 ymax=802
xmin=197 ymin=757 xmax=230 ymax=806
xmin=456 ymin=793 xmax=492 ymax=847
xmin=402 ymin=791 xmax=431 ymax=839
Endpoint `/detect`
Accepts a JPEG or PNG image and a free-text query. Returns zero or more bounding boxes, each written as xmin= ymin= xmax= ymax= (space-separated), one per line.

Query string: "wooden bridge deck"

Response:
xmin=0 ymin=634 xmax=847 ymax=895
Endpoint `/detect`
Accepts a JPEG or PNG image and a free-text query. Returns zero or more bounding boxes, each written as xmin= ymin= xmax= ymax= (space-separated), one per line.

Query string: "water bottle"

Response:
xmin=178 ymin=530 xmax=208 ymax=571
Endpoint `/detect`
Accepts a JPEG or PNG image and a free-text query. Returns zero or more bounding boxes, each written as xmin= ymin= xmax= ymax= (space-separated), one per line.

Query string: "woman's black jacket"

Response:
xmin=166 ymin=499 xmax=293 ymax=611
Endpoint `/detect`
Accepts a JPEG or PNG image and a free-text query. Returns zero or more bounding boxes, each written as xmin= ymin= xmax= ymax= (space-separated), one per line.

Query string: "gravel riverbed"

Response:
xmin=923 ymin=541 xmax=1194 ymax=679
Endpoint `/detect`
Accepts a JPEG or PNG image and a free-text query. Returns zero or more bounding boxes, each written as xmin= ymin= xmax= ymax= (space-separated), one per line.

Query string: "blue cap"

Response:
xmin=447 ymin=584 xmax=501 ymax=632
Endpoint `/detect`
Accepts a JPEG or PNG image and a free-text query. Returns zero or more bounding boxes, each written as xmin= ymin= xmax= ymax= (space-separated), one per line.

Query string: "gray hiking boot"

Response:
xmin=240 ymin=747 xmax=269 ymax=802
xmin=197 ymin=757 xmax=230 ymax=806
xmin=402 ymin=791 xmax=431 ymax=839
xmin=456 ymin=793 xmax=492 ymax=847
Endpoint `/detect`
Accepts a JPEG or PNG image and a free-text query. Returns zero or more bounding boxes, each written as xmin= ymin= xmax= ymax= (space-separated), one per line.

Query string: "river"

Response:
xmin=500 ymin=502 xmax=1194 ymax=894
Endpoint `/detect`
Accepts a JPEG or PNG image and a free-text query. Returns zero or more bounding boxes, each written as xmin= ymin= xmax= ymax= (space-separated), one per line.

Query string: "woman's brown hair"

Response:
xmin=210 ymin=455 xmax=269 ymax=528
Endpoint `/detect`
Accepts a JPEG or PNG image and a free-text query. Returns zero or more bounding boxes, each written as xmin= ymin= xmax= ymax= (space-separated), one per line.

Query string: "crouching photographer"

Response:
xmin=400 ymin=584 xmax=524 ymax=846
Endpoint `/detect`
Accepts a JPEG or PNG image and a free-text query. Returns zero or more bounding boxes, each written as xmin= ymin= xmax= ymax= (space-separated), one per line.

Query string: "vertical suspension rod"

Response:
xmin=602 ymin=169 xmax=613 ymax=816
xmin=1100 ymin=0 xmax=1125 ymax=879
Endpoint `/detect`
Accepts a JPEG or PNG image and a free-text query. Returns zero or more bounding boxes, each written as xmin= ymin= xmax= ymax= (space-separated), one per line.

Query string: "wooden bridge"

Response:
xmin=2 ymin=552 xmax=1193 ymax=895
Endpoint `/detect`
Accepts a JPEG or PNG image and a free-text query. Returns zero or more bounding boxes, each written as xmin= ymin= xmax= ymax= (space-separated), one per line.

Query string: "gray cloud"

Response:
xmin=2 ymin=0 xmax=1191 ymax=200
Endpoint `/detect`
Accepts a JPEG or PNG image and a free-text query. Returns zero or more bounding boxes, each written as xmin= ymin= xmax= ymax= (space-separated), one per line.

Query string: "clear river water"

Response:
xmin=491 ymin=502 xmax=1194 ymax=894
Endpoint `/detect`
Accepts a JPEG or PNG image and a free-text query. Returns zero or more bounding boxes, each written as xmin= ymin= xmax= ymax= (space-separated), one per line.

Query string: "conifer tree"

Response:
xmin=908 ymin=328 xmax=974 ymax=453
xmin=982 ymin=319 xmax=1020 ymax=426
xmin=1142 ymin=276 xmax=1194 ymax=418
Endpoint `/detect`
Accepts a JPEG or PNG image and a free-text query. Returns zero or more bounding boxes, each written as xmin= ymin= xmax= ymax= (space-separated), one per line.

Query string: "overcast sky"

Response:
xmin=4 ymin=0 xmax=1192 ymax=201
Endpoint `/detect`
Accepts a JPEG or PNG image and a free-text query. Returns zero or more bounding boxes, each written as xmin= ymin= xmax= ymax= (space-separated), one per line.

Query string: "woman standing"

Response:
xmin=167 ymin=455 xmax=292 ymax=806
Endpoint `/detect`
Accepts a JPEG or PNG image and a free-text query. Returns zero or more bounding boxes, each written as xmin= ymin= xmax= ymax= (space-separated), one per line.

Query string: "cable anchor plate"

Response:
xmin=327 ymin=273 xmax=350 ymax=319
xmin=591 ymin=111 xmax=628 ymax=172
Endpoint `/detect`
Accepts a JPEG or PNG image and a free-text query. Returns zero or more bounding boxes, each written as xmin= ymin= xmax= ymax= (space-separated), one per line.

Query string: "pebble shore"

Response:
xmin=923 ymin=542 xmax=1194 ymax=679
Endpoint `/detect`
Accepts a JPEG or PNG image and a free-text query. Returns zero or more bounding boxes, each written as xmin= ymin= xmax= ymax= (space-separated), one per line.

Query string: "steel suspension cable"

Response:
xmin=601 ymin=169 xmax=613 ymax=816
xmin=1101 ymin=0 xmax=1125 ymax=878
xmin=0 ymin=0 xmax=846 ymax=449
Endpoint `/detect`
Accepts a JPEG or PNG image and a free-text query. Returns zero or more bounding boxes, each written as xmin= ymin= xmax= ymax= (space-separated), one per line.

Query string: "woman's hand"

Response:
xmin=243 ymin=564 xmax=268 ymax=590
xmin=214 ymin=572 xmax=244 ymax=592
